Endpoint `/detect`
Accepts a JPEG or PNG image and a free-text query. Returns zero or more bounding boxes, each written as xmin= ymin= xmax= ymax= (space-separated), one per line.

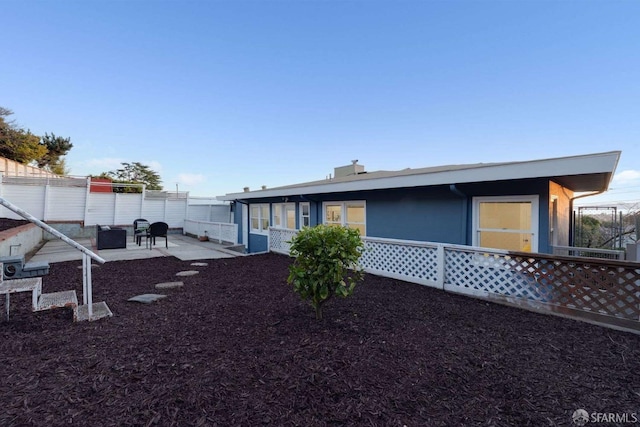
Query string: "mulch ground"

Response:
xmin=0 ymin=218 xmax=30 ymax=232
xmin=1 ymin=226 xmax=639 ymax=426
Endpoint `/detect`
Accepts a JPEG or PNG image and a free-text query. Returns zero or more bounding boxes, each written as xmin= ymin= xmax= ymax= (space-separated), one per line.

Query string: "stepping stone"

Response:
xmin=191 ymin=262 xmax=208 ymax=267
xmin=155 ymin=281 xmax=184 ymax=290
xmin=176 ymin=270 xmax=199 ymax=277
xmin=128 ymin=294 xmax=167 ymax=304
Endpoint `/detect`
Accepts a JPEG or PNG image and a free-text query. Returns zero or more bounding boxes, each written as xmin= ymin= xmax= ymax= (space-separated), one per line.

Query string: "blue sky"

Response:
xmin=3 ymin=0 xmax=639 ymax=207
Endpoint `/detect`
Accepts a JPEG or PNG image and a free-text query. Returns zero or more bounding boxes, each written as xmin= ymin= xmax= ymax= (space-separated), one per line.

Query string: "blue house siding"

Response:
xmin=365 ymin=187 xmax=467 ymax=244
xmin=235 ymin=178 xmax=556 ymax=254
xmin=222 ymin=152 xmax=620 ymax=255
xmin=248 ymin=233 xmax=269 ymax=253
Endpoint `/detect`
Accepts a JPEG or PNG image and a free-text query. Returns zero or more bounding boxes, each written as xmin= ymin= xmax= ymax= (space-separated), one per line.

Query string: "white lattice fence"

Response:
xmin=443 ymin=249 xmax=552 ymax=301
xmin=269 ymin=228 xmax=298 ymax=254
xmin=268 ymin=229 xmax=640 ymax=331
xmin=361 ymin=237 xmax=442 ymax=288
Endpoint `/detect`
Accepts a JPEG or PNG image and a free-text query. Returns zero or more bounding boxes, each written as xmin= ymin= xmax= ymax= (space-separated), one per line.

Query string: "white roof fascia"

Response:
xmin=218 ymin=151 xmax=620 ymax=201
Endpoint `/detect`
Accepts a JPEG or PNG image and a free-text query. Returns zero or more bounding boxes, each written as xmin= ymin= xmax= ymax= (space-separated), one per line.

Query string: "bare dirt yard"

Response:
xmin=1 ymin=231 xmax=639 ymax=426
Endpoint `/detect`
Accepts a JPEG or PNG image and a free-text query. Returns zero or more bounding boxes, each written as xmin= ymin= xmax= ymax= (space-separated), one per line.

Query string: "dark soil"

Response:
xmin=1 ymin=252 xmax=639 ymax=426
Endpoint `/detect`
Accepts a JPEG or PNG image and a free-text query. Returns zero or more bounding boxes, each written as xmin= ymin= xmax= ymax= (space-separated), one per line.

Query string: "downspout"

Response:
xmin=568 ymin=189 xmax=607 ymax=246
xmin=449 ymin=184 xmax=468 ymax=245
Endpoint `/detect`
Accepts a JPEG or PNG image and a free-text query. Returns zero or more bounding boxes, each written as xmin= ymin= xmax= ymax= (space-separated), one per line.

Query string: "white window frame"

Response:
xmin=472 ymin=195 xmax=539 ymax=252
xmin=272 ymin=203 xmax=296 ymax=230
xmin=249 ymin=203 xmax=270 ymax=235
xmin=299 ymin=202 xmax=310 ymax=229
xmin=322 ymin=201 xmax=366 ymax=236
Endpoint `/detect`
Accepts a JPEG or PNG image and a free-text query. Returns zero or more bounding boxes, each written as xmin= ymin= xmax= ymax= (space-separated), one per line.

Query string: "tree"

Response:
xmin=287 ymin=224 xmax=365 ymax=320
xmin=577 ymin=215 xmax=602 ymax=248
xmin=37 ymin=133 xmax=73 ymax=174
xmin=98 ymin=162 xmax=163 ymax=192
xmin=0 ymin=108 xmax=47 ymax=163
xmin=0 ymin=107 xmax=74 ymax=174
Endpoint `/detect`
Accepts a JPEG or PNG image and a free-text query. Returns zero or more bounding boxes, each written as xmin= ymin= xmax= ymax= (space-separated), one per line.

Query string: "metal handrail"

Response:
xmin=0 ymin=197 xmax=105 ymax=264
xmin=551 ymin=245 xmax=625 ymax=260
xmin=1 ymin=196 xmax=105 ymax=319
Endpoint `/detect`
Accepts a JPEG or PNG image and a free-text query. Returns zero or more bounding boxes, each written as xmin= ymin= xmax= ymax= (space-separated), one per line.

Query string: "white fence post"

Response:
xmin=84 ymin=177 xmax=91 ymax=225
xmin=437 ymin=244 xmax=445 ymax=289
xmin=43 ymin=179 xmax=50 ymax=221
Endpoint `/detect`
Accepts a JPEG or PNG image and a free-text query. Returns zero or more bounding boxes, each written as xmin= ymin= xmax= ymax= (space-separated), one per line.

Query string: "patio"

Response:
xmin=1 ymin=252 xmax=638 ymax=426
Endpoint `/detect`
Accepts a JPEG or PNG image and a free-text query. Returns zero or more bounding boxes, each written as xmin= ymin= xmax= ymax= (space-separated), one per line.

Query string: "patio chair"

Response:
xmin=133 ymin=218 xmax=150 ymax=245
xmin=146 ymin=222 xmax=169 ymax=249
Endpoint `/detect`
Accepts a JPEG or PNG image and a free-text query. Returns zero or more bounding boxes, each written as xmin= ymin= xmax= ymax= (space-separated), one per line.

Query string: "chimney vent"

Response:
xmin=243 ymin=187 xmax=250 ymax=192
xmin=334 ymin=160 xmax=365 ymax=178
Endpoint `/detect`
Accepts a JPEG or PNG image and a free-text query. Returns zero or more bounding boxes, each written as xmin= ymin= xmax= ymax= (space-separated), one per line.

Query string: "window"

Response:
xmin=250 ymin=204 xmax=270 ymax=234
xmin=272 ymin=203 xmax=296 ymax=229
xmin=323 ymin=201 xmax=366 ymax=236
xmin=300 ymin=202 xmax=310 ymax=228
xmin=473 ymin=196 xmax=538 ymax=252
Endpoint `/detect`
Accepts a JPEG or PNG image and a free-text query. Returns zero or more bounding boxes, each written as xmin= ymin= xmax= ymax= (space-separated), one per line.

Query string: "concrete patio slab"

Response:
xmin=28 ymin=234 xmax=243 ymax=264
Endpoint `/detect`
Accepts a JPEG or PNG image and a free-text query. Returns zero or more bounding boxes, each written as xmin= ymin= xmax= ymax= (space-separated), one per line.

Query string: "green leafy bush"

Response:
xmin=287 ymin=224 xmax=365 ymax=320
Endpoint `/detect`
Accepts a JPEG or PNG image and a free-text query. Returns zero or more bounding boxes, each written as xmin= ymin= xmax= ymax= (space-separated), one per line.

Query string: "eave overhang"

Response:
xmin=218 ymin=151 xmax=621 ymax=201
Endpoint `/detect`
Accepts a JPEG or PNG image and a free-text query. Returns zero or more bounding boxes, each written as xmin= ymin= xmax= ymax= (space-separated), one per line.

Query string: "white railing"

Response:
xmin=552 ymin=245 xmax=625 ymax=260
xmin=269 ymin=227 xmax=298 ymax=254
xmin=360 ymin=236 xmax=443 ymax=288
xmin=183 ymin=219 xmax=238 ymax=244
xmin=270 ymin=228 xmax=640 ymax=333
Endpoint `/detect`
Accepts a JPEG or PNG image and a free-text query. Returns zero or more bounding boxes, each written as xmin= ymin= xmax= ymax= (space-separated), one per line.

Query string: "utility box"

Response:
xmin=626 ymin=243 xmax=640 ymax=262
xmin=0 ymin=256 xmax=50 ymax=279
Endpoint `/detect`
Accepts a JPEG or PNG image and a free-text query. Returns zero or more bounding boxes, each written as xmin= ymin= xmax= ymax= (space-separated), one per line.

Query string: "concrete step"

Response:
xmin=23 ymin=261 xmax=50 ymax=274
xmin=1 ymin=277 xmax=43 ymax=319
xmin=36 ymin=290 xmax=78 ymax=312
xmin=76 ymin=301 xmax=113 ymax=322
xmin=0 ymin=277 xmax=42 ymax=294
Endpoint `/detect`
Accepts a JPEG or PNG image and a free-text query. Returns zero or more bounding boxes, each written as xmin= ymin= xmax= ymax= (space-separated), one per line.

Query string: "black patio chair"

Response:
xmin=146 ymin=222 xmax=169 ymax=249
xmin=133 ymin=218 xmax=149 ymax=245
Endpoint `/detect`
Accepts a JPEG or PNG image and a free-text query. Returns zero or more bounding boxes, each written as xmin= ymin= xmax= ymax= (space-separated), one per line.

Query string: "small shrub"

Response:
xmin=287 ymin=224 xmax=365 ymax=320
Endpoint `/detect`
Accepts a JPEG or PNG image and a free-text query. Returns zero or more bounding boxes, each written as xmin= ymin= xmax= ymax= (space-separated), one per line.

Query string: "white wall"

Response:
xmin=0 ymin=176 xmax=230 ymax=229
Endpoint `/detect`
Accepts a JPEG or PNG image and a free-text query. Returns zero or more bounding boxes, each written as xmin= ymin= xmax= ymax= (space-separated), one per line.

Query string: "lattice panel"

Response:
xmin=269 ymin=228 xmax=297 ymax=254
xmin=445 ymin=248 xmax=640 ymax=321
xmin=516 ymin=257 xmax=640 ymax=320
xmin=444 ymin=250 xmax=544 ymax=300
xmin=361 ymin=239 xmax=440 ymax=286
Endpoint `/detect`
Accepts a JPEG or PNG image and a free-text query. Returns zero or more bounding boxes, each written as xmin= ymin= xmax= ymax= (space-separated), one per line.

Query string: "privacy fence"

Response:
xmin=269 ymin=227 xmax=640 ymax=334
xmin=0 ymin=175 xmax=230 ymax=230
